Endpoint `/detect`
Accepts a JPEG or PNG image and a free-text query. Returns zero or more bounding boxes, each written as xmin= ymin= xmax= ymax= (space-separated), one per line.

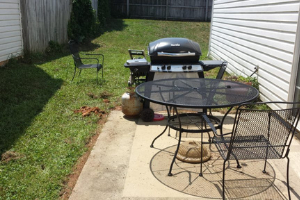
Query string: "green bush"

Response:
xmin=237 ymin=76 xmax=259 ymax=91
xmin=45 ymin=41 xmax=62 ymax=55
xmin=226 ymin=75 xmax=259 ymax=91
xmin=68 ymin=0 xmax=96 ymax=42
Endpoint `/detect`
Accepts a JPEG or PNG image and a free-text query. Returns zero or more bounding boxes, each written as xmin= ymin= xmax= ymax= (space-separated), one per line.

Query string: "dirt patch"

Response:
xmin=1 ymin=151 xmax=22 ymax=163
xmin=74 ymin=106 xmax=106 ymax=117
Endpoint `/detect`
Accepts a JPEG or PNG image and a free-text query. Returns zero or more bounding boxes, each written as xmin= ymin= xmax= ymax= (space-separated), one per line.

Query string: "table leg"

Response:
xmin=199 ymin=114 xmax=204 ymax=176
xmin=150 ymin=105 xmax=171 ymax=148
xmin=150 ymin=125 xmax=169 ymax=148
xmin=166 ymin=107 xmax=234 ymax=176
xmin=168 ymin=107 xmax=181 ymax=176
xmin=219 ymin=106 xmax=233 ymax=136
xmin=168 ymin=111 xmax=211 ymax=176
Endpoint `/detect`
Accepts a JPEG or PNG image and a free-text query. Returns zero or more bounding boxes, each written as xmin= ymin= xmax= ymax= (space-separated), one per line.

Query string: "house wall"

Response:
xmin=208 ymin=0 xmax=300 ymax=106
xmin=20 ymin=0 xmax=72 ymax=52
xmin=0 ymin=0 xmax=23 ymax=65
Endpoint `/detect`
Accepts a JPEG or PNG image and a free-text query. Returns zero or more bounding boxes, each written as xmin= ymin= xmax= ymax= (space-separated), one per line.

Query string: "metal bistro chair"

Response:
xmin=199 ymin=60 xmax=227 ymax=115
xmin=212 ymin=101 xmax=300 ymax=200
xmin=68 ymin=40 xmax=104 ymax=83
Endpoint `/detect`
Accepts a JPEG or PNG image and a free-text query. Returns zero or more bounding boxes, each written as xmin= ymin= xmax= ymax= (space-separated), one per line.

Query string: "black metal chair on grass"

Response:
xmin=212 ymin=101 xmax=300 ymax=200
xmin=68 ymin=40 xmax=104 ymax=83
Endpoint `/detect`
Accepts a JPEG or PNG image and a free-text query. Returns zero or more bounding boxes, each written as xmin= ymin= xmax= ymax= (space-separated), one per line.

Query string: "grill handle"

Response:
xmin=157 ymin=52 xmax=195 ymax=57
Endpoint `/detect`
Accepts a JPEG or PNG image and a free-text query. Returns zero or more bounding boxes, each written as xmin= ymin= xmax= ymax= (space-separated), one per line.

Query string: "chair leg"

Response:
xmin=96 ymin=69 xmax=99 ymax=84
xmin=78 ymin=69 xmax=82 ymax=77
xmin=263 ymin=146 xmax=269 ymax=173
xmin=72 ymin=67 xmax=77 ymax=81
xmin=287 ymin=157 xmax=291 ymax=200
xmin=236 ymin=158 xmax=241 ymax=168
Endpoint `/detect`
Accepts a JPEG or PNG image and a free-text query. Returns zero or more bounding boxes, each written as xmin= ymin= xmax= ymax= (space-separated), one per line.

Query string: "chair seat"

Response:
xmin=78 ymin=64 xmax=102 ymax=70
xmin=213 ymin=135 xmax=283 ymax=160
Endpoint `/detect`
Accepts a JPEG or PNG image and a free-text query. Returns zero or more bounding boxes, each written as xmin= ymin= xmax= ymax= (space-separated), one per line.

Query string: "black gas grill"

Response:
xmin=148 ymin=38 xmax=201 ymax=64
xmin=124 ymin=38 xmax=227 ymax=86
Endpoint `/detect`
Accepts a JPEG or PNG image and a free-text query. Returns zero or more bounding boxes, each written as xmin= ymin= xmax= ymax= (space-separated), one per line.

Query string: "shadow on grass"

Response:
xmin=101 ymin=18 xmax=128 ymax=33
xmin=0 ymin=19 xmax=128 ymax=153
xmin=73 ymin=19 xmax=127 ymax=51
xmin=77 ymin=18 xmax=128 ymax=52
xmin=0 ymin=64 xmax=63 ymax=154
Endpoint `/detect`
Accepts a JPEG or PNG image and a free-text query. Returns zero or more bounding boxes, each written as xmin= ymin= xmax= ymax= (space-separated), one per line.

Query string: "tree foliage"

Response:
xmin=68 ymin=0 xmax=96 ymax=42
xmin=68 ymin=0 xmax=111 ymax=42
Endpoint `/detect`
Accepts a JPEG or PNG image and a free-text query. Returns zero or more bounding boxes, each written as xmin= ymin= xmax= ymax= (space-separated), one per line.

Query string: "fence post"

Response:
xmin=127 ymin=0 xmax=129 ymax=17
xmin=205 ymin=0 xmax=208 ymax=21
xmin=166 ymin=0 xmax=168 ymax=20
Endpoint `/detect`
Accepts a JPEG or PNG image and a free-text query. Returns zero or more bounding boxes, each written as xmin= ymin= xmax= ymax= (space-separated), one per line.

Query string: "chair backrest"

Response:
xmin=68 ymin=40 xmax=83 ymax=67
xmin=216 ymin=62 xmax=227 ymax=79
xmin=230 ymin=102 xmax=300 ymax=159
xmin=199 ymin=60 xmax=227 ymax=79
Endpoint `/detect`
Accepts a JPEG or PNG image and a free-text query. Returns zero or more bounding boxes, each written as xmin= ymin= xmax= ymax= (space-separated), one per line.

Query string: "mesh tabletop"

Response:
xmin=135 ymin=78 xmax=259 ymax=108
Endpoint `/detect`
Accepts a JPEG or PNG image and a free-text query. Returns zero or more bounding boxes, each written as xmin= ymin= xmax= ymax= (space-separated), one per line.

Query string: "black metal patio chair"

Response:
xmin=200 ymin=60 xmax=227 ymax=115
xmin=212 ymin=101 xmax=300 ymax=200
xmin=199 ymin=60 xmax=228 ymax=80
xmin=68 ymin=40 xmax=104 ymax=83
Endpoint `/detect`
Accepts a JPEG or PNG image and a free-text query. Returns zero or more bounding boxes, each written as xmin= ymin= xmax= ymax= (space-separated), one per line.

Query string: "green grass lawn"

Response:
xmin=0 ymin=19 xmax=211 ymax=199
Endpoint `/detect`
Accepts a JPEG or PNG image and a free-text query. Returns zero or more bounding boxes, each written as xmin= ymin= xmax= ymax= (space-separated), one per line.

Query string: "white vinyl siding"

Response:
xmin=209 ymin=0 xmax=300 ymax=103
xmin=0 ymin=0 xmax=22 ymax=64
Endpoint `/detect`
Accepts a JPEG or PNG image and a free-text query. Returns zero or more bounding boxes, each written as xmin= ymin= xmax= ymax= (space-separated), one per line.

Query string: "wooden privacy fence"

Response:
xmin=20 ymin=0 xmax=72 ymax=52
xmin=112 ymin=0 xmax=212 ymax=21
xmin=20 ymin=0 xmax=101 ymax=52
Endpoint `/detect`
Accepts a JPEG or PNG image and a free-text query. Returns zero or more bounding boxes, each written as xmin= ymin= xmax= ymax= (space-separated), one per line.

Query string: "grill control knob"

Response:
xmin=182 ymin=65 xmax=187 ymax=70
xmin=161 ymin=65 xmax=166 ymax=70
xmin=167 ymin=65 xmax=171 ymax=70
xmin=188 ymin=65 xmax=192 ymax=70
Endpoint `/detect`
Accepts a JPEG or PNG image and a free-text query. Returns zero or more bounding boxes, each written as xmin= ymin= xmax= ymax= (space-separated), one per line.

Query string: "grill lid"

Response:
xmin=148 ymin=38 xmax=201 ymax=56
xmin=148 ymin=38 xmax=201 ymax=64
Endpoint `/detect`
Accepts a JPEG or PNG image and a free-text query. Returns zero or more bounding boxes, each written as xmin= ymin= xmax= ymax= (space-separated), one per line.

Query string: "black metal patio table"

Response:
xmin=135 ymin=78 xmax=259 ymax=176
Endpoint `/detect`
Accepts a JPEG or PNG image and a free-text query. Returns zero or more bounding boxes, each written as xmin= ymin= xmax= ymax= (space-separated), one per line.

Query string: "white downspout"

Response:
xmin=288 ymin=4 xmax=300 ymax=102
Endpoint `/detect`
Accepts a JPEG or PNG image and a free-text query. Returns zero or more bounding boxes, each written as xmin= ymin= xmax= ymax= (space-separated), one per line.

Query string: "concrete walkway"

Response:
xmin=69 ymin=111 xmax=300 ymax=200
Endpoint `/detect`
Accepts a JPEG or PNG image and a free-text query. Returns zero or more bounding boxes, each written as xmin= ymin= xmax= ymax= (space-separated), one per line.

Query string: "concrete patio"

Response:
xmin=69 ymin=110 xmax=300 ymax=200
